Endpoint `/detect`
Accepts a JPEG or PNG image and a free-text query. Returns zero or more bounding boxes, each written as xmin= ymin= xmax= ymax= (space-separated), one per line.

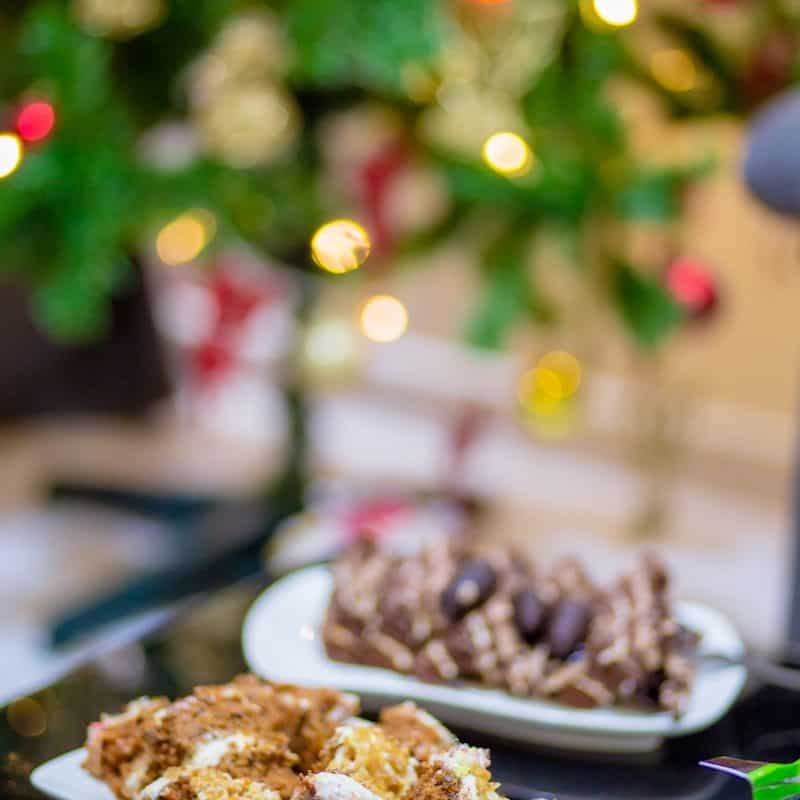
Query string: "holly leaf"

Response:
xmin=613 ymin=262 xmax=683 ymax=348
xmin=465 ymin=233 xmax=532 ymax=350
xmin=287 ymin=0 xmax=443 ymax=93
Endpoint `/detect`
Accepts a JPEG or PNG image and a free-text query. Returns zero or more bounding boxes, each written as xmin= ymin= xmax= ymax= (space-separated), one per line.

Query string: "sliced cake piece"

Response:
xmin=83 ymin=677 xmax=359 ymax=799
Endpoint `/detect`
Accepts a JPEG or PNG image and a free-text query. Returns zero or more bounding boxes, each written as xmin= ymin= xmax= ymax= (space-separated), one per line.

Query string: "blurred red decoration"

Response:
xmin=666 ymin=258 xmax=719 ymax=321
xmin=189 ymin=258 xmax=284 ymax=388
xmin=208 ymin=268 xmax=273 ymax=327
xmin=343 ymin=498 xmax=411 ymax=541
xmin=741 ymin=32 xmax=797 ymax=106
xmin=16 ymin=101 xmax=55 ymax=142
xmin=359 ymin=140 xmax=409 ymax=257
xmin=190 ymin=337 xmax=235 ymax=385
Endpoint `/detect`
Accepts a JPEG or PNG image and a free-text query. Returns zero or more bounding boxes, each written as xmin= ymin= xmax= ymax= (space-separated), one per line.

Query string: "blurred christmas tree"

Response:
xmin=0 ymin=0 xmax=796 ymax=348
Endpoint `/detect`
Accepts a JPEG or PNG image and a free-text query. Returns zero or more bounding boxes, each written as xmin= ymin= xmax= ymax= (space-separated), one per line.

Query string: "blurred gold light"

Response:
xmin=650 ymin=49 xmax=698 ymax=93
xmin=593 ymin=0 xmax=638 ymax=27
xmin=156 ymin=209 xmax=215 ymax=266
xmin=518 ymin=350 xmax=582 ymax=410
xmin=311 ymin=219 xmax=371 ymax=274
xmin=0 ymin=134 xmax=23 ymax=179
xmin=7 ymin=697 xmax=47 ymax=737
xmin=482 ymin=132 xmax=533 ymax=177
xmin=360 ymin=294 xmax=409 ymax=343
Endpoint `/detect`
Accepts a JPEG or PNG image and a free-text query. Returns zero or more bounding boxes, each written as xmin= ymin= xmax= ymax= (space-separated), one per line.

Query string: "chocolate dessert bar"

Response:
xmin=322 ymin=540 xmax=697 ymax=715
xmin=84 ymin=679 xmax=507 ymax=800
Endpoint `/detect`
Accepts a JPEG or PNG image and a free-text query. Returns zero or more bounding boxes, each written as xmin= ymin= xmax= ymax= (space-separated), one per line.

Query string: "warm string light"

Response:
xmin=592 ymin=0 xmax=638 ymax=27
xmin=311 ymin=219 xmax=371 ymax=274
xmin=359 ymin=294 xmax=409 ymax=343
xmin=0 ymin=133 xmax=23 ymax=179
xmin=482 ymin=132 xmax=533 ymax=177
xmin=518 ymin=350 xmax=582 ymax=438
xmin=16 ymin=101 xmax=56 ymax=142
xmin=156 ymin=209 xmax=216 ymax=265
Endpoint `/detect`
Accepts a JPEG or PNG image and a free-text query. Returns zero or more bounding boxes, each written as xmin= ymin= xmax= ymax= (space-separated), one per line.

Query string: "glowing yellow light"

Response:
xmin=305 ymin=318 xmax=358 ymax=371
xmin=156 ymin=209 xmax=216 ymax=266
xmin=311 ymin=219 xmax=371 ymax=274
xmin=593 ymin=0 xmax=638 ymax=27
xmin=0 ymin=133 xmax=23 ymax=179
xmin=482 ymin=132 xmax=533 ymax=177
xmin=360 ymin=294 xmax=409 ymax=343
xmin=7 ymin=697 xmax=47 ymax=737
xmin=650 ymin=49 xmax=698 ymax=93
xmin=518 ymin=350 xmax=582 ymax=410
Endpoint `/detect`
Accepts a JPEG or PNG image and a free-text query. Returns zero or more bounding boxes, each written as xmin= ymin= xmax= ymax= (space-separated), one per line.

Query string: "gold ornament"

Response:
xmin=195 ymin=82 xmax=299 ymax=167
xmin=188 ymin=11 xmax=291 ymax=109
xmin=214 ymin=10 xmax=291 ymax=81
xmin=73 ymin=0 xmax=164 ymax=38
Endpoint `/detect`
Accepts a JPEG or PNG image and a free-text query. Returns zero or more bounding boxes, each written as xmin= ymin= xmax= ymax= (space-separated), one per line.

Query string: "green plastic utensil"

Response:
xmin=702 ymin=756 xmax=800 ymax=799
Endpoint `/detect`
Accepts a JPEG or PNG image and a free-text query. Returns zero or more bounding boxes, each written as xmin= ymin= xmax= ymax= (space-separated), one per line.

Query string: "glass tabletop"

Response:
xmin=1 ymin=575 xmax=793 ymax=800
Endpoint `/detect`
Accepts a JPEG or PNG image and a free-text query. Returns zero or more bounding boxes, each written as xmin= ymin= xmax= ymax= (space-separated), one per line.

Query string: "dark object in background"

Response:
xmin=743 ymin=89 xmax=800 ymax=217
xmin=0 ymin=265 xmax=169 ymax=419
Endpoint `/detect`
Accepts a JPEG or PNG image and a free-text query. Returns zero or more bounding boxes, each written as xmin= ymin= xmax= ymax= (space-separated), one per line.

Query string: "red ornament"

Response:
xmin=665 ymin=258 xmax=719 ymax=321
xmin=16 ymin=102 xmax=55 ymax=143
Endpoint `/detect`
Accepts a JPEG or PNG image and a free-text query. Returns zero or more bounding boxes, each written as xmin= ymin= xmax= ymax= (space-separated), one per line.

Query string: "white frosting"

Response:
xmin=103 ymin=697 xmax=157 ymax=728
xmin=188 ymin=732 xmax=255 ymax=768
xmin=309 ymin=773 xmax=382 ymax=800
xmin=457 ymin=774 xmax=479 ymax=800
xmin=136 ymin=775 xmax=173 ymax=800
xmin=124 ymin=755 xmax=151 ymax=794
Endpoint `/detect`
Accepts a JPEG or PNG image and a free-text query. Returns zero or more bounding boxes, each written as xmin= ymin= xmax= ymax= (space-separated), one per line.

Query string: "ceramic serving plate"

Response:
xmin=242 ymin=565 xmax=747 ymax=754
xmin=31 ymin=749 xmax=111 ymax=800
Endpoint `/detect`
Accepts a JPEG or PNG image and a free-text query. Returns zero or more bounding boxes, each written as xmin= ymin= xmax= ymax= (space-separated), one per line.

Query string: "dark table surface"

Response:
xmin=1 ymin=577 xmax=794 ymax=800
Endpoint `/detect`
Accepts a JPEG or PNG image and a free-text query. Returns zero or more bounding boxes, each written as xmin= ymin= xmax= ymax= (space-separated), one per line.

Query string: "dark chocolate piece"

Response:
xmin=512 ymin=589 xmax=546 ymax=643
xmin=546 ymin=598 xmax=591 ymax=659
xmin=441 ymin=560 xmax=497 ymax=621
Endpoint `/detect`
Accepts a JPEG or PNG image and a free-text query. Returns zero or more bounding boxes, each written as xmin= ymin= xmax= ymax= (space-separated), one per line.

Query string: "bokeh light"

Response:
xmin=304 ymin=318 xmax=359 ymax=373
xmin=518 ymin=352 xmax=581 ymax=440
xmin=650 ymin=49 xmax=698 ymax=93
xmin=518 ymin=350 xmax=582 ymax=408
xmin=73 ymin=0 xmax=166 ymax=38
xmin=360 ymin=294 xmax=409 ymax=343
xmin=156 ymin=209 xmax=216 ymax=266
xmin=7 ymin=697 xmax=47 ymax=737
xmin=0 ymin=133 xmax=23 ymax=179
xmin=311 ymin=219 xmax=371 ymax=274
xmin=16 ymin=102 xmax=56 ymax=142
xmin=482 ymin=132 xmax=533 ymax=177
xmin=593 ymin=0 xmax=638 ymax=27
